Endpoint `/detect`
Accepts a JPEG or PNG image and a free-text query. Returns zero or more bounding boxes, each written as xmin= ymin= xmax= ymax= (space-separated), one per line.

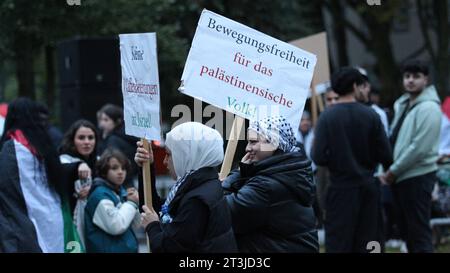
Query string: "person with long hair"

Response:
xmin=59 ymin=119 xmax=99 ymax=247
xmin=0 ymin=98 xmax=83 ymax=253
xmin=60 ymin=120 xmax=98 ymax=179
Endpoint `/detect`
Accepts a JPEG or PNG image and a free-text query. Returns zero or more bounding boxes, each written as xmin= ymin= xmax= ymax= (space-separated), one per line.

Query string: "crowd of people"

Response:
xmin=0 ymin=59 xmax=448 ymax=253
xmin=301 ymin=60 xmax=449 ymax=253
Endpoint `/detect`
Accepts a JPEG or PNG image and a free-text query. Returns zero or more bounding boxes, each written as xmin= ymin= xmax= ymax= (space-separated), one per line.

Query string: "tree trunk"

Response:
xmin=434 ymin=0 xmax=449 ymax=98
xmin=0 ymin=66 xmax=5 ymax=101
xmin=343 ymin=1 xmax=403 ymax=107
xmin=45 ymin=44 xmax=56 ymax=111
xmin=329 ymin=0 xmax=349 ymax=69
xmin=14 ymin=35 xmax=35 ymax=99
xmin=311 ymin=1 xmax=326 ymax=33
xmin=370 ymin=23 xmax=402 ymax=106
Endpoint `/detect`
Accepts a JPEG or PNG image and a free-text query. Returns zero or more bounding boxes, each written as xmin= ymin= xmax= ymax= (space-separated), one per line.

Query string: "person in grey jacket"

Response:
xmin=381 ymin=60 xmax=442 ymax=253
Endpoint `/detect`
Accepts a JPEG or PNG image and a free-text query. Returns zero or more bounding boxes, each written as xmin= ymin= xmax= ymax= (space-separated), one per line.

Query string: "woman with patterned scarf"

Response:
xmin=136 ymin=122 xmax=237 ymax=253
xmin=222 ymin=115 xmax=319 ymax=253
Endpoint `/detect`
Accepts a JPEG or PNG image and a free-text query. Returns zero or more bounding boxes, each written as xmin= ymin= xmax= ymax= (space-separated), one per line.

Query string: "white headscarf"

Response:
xmin=165 ymin=122 xmax=224 ymax=179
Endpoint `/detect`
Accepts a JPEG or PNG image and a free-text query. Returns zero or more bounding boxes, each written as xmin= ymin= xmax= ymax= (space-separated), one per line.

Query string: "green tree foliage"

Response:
xmin=325 ymin=0 xmax=449 ymax=104
xmin=0 ymin=0 xmax=325 ymax=123
xmin=416 ymin=0 xmax=449 ymax=98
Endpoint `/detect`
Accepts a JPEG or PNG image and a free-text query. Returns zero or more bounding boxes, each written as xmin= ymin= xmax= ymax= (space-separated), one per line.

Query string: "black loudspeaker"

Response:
xmin=59 ymin=86 xmax=122 ymax=131
xmin=57 ymin=37 xmax=122 ymax=130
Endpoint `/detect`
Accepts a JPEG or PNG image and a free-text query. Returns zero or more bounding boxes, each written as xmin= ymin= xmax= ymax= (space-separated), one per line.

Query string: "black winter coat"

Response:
xmin=146 ymin=167 xmax=237 ymax=253
xmin=222 ymin=151 xmax=319 ymax=253
xmin=59 ymin=151 xmax=97 ymax=213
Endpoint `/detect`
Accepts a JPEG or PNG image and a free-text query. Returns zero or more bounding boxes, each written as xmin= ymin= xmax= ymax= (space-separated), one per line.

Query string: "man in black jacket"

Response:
xmin=311 ymin=67 xmax=392 ymax=253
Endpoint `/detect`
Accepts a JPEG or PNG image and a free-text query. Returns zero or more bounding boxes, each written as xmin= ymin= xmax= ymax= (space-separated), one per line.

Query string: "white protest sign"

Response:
xmin=119 ymin=33 xmax=161 ymax=141
xmin=181 ymin=9 xmax=317 ymax=129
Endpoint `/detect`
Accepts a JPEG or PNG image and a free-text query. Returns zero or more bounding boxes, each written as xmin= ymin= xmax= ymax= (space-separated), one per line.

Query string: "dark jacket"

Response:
xmin=47 ymin=125 xmax=63 ymax=151
xmin=84 ymin=178 xmax=138 ymax=253
xmin=59 ymin=151 xmax=97 ymax=213
xmin=0 ymin=140 xmax=80 ymax=252
xmin=311 ymin=102 xmax=392 ymax=187
xmin=222 ymin=151 xmax=319 ymax=253
xmin=146 ymin=167 xmax=237 ymax=253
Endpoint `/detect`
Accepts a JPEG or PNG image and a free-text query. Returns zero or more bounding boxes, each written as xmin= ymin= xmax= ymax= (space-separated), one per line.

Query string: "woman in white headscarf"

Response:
xmin=135 ymin=122 xmax=237 ymax=253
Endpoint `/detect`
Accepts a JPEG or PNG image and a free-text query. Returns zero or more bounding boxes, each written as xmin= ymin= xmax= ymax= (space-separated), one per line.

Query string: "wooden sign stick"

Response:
xmin=141 ymin=138 xmax=153 ymax=252
xmin=219 ymin=116 xmax=245 ymax=181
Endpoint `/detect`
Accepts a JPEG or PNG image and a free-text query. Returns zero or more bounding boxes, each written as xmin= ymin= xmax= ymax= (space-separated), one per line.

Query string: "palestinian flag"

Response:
xmin=0 ymin=129 xmax=84 ymax=253
xmin=440 ymin=97 xmax=450 ymax=156
xmin=0 ymin=103 xmax=7 ymax=137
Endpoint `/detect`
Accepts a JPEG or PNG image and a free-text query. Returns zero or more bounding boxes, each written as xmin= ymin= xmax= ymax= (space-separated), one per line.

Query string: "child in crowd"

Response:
xmin=84 ymin=149 xmax=140 ymax=253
